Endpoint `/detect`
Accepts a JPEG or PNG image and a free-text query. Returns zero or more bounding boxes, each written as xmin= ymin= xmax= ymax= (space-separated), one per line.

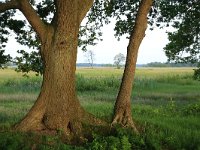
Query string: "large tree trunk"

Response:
xmin=14 ymin=0 xmax=106 ymax=142
xmin=112 ymin=0 xmax=153 ymax=133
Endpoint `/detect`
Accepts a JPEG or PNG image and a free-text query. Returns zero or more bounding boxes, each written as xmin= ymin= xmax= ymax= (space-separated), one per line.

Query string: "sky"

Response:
xmin=5 ymin=24 xmax=169 ymax=64
xmin=3 ymin=7 xmax=171 ymax=65
xmin=77 ymin=24 xmax=169 ymax=64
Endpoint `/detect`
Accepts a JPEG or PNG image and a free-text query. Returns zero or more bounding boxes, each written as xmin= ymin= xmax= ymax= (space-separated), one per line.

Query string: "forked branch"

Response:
xmin=78 ymin=0 xmax=94 ymax=23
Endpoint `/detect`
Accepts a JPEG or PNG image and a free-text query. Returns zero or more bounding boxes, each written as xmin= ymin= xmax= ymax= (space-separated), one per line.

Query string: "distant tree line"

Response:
xmin=2 ymin=61 xmax=196 ymax=69
xmin=145 ymin=62 xmax=197 ymax=67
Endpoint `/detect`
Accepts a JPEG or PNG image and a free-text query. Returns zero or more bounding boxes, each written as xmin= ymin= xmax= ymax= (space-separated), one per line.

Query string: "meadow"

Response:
xmin=0 ymin=67 xmax=199 ymax=150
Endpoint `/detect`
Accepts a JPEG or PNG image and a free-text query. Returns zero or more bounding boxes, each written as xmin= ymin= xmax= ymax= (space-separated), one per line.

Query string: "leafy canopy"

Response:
xmin=158 ymin=0 xmax=200 ymax=64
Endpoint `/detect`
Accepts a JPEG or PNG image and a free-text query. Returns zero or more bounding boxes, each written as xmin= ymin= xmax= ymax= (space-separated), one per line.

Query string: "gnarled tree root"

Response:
xmin=14 ymin=106 xmax=109 ymax=144
xmin=111 ymin=111 xmax=139 ymax=134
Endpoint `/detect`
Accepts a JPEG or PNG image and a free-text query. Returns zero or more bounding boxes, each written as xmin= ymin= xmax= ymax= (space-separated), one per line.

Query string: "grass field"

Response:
xmin=0 ymin=67 xmax=200 ymax=150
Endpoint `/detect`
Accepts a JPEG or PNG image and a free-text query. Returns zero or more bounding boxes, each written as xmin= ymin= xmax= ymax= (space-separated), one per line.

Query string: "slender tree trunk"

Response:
xmin=112 ymin=0 xmax=153 ymax=133
xmin=15 ymin=0 xmax=106 ymax=142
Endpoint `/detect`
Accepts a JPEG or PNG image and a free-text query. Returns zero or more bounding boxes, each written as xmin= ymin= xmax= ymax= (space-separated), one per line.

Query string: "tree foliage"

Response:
xmin=90 ymin=0 xmax=199 ymax=66
xmin=158 ymin=0 xmax=200 ymax=64
xmin=0 ymin=0 xmax=102 ymax=74
xmin=156 ymin=0 xmax=200 ymax=80
xmin=15 ymin=50 xmax=43 ymax=76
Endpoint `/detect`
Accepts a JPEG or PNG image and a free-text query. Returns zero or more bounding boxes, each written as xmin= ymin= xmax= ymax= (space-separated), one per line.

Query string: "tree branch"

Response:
xmin=18 ymin=0 xmax=47 ymax=43
xmin=0 ymin=0 xmax=19 ymax=13
xmin=78 ymin=0 xmax=94 ymax=23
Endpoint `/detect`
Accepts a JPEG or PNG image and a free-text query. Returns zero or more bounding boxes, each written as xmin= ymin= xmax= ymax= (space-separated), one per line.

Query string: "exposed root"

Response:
xmin=15 ymin=118 xmax=85 ymax=144
xmin=14 ymin=121 xmax=46 ymax=132
xmin=111 ymin=112 xmax=139 ymax=134
xmin=14 ymin=91 xmax=47 ymax=132
xmin=14 ymin=104 xmax=109 ymax=144
xmin=14 ymin=110 xmax=46 ymax=132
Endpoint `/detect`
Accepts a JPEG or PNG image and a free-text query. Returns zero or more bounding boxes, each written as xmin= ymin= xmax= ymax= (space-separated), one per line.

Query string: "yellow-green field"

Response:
xmin=77 ymin=67 xmax=194 ymax=79
xmin=0 ymin=67 xmax=194 ymax=79
xmin=0 ymin=67 xmax=199 ymax=150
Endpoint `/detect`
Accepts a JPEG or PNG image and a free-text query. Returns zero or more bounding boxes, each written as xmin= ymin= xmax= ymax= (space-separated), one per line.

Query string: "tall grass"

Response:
xmin=0 ymin=68 xmax=200 ymax=149
xmin=0 ymin=77 xmax=42 ymax=93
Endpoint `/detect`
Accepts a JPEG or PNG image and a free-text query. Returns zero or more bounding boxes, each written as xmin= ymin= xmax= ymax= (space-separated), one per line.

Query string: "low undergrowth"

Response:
xmin=0 ymin=101 xmax=199 ymax=150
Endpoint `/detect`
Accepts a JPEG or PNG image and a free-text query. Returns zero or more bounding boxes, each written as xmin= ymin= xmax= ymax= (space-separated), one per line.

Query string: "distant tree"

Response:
xmin=146 ymin=62 xmax=170 ymax=67
xmin=84 ymin=50 xmax=95 ymax=68
xmin=146 ymin=62 xmax=196 ymax=68
xmin=113 ymin=53 xmax=125 ymax=69
xmin=102 ymin=64 xmax=114 ymax=67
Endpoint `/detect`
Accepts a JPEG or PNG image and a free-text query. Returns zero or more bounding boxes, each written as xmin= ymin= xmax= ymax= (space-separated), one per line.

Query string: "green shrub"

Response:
xmin=0 ymin=132 xmax=31 ymax=150
xmin=121 ymin=136 xmax=131 ymax=150
xmin=183 ymin=103 xmax=200 ymax=115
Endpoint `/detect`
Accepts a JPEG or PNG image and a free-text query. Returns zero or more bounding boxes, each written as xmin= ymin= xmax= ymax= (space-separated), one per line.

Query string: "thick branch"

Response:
xmin=78 ymin=0 xmax=94 ymax=23
xmin=18 ymin=0 xmax=47 ymax=43
xmin=0 ymin=0 xmax=19 ymax=13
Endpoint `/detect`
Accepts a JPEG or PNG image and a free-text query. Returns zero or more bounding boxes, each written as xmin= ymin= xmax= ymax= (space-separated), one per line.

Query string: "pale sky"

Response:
xmin=77 ymin=24 xmax=169 ymax=64
xmin=3 ymin=7 xmax=171 ymax=65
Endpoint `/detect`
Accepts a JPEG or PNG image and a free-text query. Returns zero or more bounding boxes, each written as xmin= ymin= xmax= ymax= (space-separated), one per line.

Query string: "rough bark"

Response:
xmin=112 ymin=0 xmax=153 ymax=133
xmin=5 ymin=0 xmax=107 ymax=142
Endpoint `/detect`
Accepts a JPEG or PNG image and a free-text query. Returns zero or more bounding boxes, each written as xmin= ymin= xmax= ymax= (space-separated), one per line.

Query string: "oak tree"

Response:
xmin=0 ymin=0 xmax=106 ymax=142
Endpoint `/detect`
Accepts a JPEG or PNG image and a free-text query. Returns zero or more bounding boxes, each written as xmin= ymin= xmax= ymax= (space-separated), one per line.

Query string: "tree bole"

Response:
xmin=14 ymin=0 xmax=106 ymax=141
xmin=112 ymin=0 xmax=153 ymax=133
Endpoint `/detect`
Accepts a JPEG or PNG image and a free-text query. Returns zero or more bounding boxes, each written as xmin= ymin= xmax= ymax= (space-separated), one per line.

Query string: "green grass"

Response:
xmin=0 ymin=68 xmax=200 ymax=149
